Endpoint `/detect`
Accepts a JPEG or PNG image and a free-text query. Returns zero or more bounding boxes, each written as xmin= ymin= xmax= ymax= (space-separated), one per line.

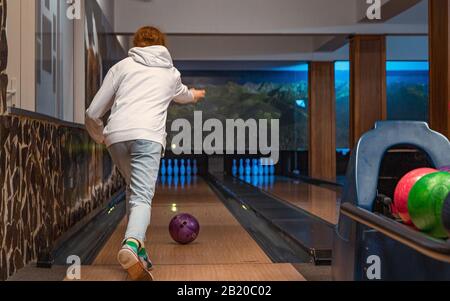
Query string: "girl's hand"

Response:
xmin=191 ymin=89 xmax=206 ymax=103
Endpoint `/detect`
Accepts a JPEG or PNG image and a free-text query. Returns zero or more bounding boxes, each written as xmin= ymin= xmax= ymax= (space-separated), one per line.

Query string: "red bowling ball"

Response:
xmin=169 ymin=213 xmax=200 ymax=245
xmin=394 ymin=168 xmax=438 ymax=225
xmin=391 ymin=203 xmax=400 ymax=219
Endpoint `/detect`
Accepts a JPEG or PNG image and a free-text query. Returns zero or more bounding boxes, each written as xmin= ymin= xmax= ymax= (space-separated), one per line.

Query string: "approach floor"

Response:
xmin=73 ymin=177 xmax=305 ymax=281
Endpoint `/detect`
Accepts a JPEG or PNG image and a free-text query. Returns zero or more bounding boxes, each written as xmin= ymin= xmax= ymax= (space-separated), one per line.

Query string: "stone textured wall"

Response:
xmin=0 ymin=114 xmax=124 ymax=280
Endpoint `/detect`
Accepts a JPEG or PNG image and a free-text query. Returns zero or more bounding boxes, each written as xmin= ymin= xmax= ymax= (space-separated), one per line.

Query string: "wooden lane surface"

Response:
xmin=261 ymin=179 xmax=339 ymax=225
xmin=88 ymin=177 xmax=305 ymax=281
xmin=73 ymin=264 xmax=303 ymax=281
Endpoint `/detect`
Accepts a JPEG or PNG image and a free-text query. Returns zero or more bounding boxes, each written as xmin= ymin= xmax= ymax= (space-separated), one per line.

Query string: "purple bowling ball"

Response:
xmin=440 ymin=166 xmax=450 ymax=173
xmin=169 ymin=213 xmax=200 ymax=245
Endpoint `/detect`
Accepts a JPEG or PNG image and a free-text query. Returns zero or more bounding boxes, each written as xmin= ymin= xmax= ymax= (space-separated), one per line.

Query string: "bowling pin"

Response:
xmin=245 ymin=174 xmax=252 ymax=184
xmin=180 ymin=175 xmax=186 ymax=189
xmin=245 ymin=159 xmax=251 ymax=176
xmin=258 ymin=158 xmax=264 ymax=176
xmin=269 ymin=175 xmax=275 ymax=188
xmin=232 ymin=159 xmax=238 ymax=176
xmin=264 ymin=174 xmax=269 ymax=189
xmin=259 ymin=174 xmax=264 ymax=188
xmin=174 ymin=159 xmax=179 ymax=176
xmin=180 ymin=159 xmax=186 ymax=176
xmin=167 ymin=159 xmax=173 ymax=176
xmin=269 ymin=159 xmax=275 ymax=175
xmin=239 ymin=159 xmax=245 ymax=176
xmin=252 ymin=159 xmax=259 ymax=176
xmin=161 ymin=159 xmax=167 ymax=176
xmin=174 ymin=175 xmax=179 ymax=190
xmin=263 ymin=158 xmax=269 ymax=175
xmin=187 ymin=174 xmax=192 ymax=186
xmin=252 ymin=174 xmax=259 ymax=187
xmin=193 ymin=159 xmax=198 ymax=175
xmin=186 ymin=159 xmax=192 ymax=175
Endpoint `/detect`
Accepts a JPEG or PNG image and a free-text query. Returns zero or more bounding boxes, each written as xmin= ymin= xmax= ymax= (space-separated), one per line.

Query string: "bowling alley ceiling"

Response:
xmin=113 ymin=0 xmax=427 ymax=34
xmin=108 ymin=0 xmax=428 ymax=61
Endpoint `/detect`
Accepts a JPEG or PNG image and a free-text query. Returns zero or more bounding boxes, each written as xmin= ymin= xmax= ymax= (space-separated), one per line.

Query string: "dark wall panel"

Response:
xmin=429 ymin=0 xmax=450 ymax=138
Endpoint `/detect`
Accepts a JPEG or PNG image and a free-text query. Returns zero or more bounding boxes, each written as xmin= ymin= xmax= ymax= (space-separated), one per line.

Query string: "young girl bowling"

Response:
xmin=86 ymin=26 xmax=206 ymax=280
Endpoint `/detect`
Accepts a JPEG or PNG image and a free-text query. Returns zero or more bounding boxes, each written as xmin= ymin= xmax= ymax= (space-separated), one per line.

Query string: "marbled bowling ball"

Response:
xmin=393 ymin=168 xmax=437 ymax=225
xmin=408 ymin=172 xmax=450 ymax=239
xmin=169 ymin=213 xmax=200 ymax=245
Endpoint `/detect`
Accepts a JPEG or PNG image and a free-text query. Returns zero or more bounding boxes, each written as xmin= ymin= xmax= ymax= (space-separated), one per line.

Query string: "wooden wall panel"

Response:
xmin=349 ymin=35 xmax=387 ymax=146
xmin=308 ymin=62 xmax=336 ymax=181
xmin=0 ymin=0 xmax=7 ymax=115
xmin=429 ymin=0 xmax=450 ymax=139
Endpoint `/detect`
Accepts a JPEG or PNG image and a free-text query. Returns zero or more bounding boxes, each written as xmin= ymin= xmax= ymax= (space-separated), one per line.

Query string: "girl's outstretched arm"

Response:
xmin=173 ymin=74 xmax=206 ymax=105
xmin=85 ymin=69 xmax=117 ymax=144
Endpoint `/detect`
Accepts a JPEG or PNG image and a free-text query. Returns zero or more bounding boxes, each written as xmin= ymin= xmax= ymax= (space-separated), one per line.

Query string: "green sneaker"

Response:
xmin=117 ymin=240 xmax=153 ymax=281
xmin=138 ymin=248 xmax=153 ymax=271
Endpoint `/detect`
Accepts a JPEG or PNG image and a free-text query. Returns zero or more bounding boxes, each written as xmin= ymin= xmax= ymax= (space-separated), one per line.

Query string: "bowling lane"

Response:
xmin=245 ymin=176 xmax=340 ymax=225
xmin=85 ymin=177 xmax=305 ymax=281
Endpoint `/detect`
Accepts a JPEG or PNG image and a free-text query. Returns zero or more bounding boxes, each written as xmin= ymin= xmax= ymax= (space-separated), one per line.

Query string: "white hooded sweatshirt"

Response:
xmin=85 ymin=46 xmax=195 ymax=149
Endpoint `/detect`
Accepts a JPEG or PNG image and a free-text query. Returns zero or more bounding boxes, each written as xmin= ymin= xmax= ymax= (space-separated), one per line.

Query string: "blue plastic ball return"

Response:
xmin=333 ymin=121 xmax=450 ymax=281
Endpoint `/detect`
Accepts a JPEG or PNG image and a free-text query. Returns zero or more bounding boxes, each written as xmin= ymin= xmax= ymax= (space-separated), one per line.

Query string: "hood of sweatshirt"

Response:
xmin=128 ymin=46 xmax=174 ymax=68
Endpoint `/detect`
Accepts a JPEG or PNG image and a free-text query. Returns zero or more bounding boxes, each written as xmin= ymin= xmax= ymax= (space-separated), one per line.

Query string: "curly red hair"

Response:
xmin=133 ymin=26 xmax=167 ymax=48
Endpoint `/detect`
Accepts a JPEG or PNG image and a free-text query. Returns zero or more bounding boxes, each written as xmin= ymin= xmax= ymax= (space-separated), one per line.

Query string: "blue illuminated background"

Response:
xmin=335 ymin=61 xmax=429 ymax=150
xmin=173 ymin=60 xmax=429 ymax=153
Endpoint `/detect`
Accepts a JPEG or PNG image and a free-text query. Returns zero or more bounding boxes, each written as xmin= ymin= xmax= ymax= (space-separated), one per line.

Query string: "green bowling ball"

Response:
xmin=408 ymin=172 xmax=450 ymax=239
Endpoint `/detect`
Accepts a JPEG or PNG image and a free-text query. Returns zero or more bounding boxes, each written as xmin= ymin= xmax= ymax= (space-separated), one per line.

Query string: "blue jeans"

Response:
xmin=108 ymin=140 xmax=162 ymax=243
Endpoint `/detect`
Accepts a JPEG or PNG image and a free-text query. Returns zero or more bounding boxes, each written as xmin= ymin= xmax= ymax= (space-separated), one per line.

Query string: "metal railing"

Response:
xmin=341 ymin=203 xmax=450 ymax=263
